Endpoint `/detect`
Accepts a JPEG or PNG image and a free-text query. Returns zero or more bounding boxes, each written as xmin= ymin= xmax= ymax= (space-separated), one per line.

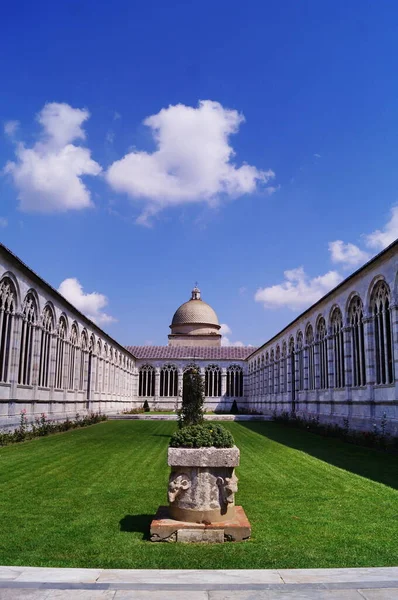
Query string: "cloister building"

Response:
xmin=0 ymin=240 xmax=397 ymax=434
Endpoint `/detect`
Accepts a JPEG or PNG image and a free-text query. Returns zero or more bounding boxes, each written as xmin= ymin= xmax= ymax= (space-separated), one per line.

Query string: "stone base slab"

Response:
xmin=168 ymin=446 xmax=240 ymax=467
xmin=150 ymin=505 xmax=251 ymax=543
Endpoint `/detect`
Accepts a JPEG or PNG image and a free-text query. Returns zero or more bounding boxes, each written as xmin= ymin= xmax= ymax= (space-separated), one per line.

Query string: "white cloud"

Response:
xmin=328 ymin=240 xmax=370 ymax=269
xmin=106 ymin=130 xmax=115 ymax=144
xmin=0 ymin=217 xmax=7 ymax=227
xmin=4 ymin=120 xmax=19 ymax=137
xmin=219 ymin=323 xmax=232 ymax=336
xmin=58 ymin=278 xmax=116 ymax=325
xmin=4 ymin=102 xmax=101 ymax=213
xmin=365 ymin=205 xmax=398 ymax=250
xmin=220 ymin=323 xmax=245 ymax=347
xmin=255 ymin=267 xmax=343 ymax=311
xmin=106 ymin=100 xmax=275 ymax=223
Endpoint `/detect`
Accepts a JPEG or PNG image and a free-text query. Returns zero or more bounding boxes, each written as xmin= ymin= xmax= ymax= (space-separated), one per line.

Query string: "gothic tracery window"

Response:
xmin=79 ymin=330 xmax=88 ymax=391
xmin=39 ymin=305 xmax=54 ymax=388
xmin=226 ymin=364 xmax=243 ymax=397
xmin=18 ymin=292 xmax=37 ymax=386
xmin=348 ymin=296 xmax=366 ymax=387
xmin=0 ymin=277 xmax=16 ymax=383
xmin=317 ymin=317 xmax=329 ymax=389
xmin=371 ymin=281 xmax=394 ymax=385
xmin=296 ymin=331 xmax=304 ymax=391
xmin=55 ymin=315 xmax=67 ymax=389
xmin=282 ymin=341 xmax=287 ymax=393
xmin=103 ymin=343 xmax=108 ymax=392
xmin=88 ymin=334 xmax=95 ymax=398
xmin=68 ymin=323 xmax=79 ymax=390
xmin=95 ymin=340 xmax=102 ymax=392
xmin=269 ymin=349 xmax=275 ymax=395
xmin=330 ymin=307 xmax=345 ymax=388
xmin=289 ymin=336 xmax=295 ymax=394
xmin=264 ymin=353 xmax=269 ymax=395
xmin=275 ymin=346 xmax=281 ymax=394
xmin=160 ymin=364 xmax=178 ymax=397
xmin=305 ymin=324 xmax=315 ymax=390
xmin=205 ymin=364 xmax=221 ymax=397
xmin=139 ymin=364 xmax=155 ymax=396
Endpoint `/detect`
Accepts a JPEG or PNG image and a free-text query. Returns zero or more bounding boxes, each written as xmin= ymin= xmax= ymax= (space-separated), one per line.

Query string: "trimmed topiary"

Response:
xmin=169 ymin=422 xmax=235 ymax=448
xmin=230 ymin=399 xmax=239 ymax=414
xmin=178 ymin=366 xmax=205 ymax=428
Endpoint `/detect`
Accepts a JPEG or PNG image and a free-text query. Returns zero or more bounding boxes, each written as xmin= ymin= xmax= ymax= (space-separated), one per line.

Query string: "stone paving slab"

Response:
xmin=109 ymin=415 xmax=271 ymax=421
xmin=0 ymin=567 xmax=397 ymax=599
xmin=278 ymin=568 xmax=398 ymax=584
xmin=96 ymin=569 xmax=283 ymax=584
xmin=1 ymin=588 xmax=398 ymax=599
xmin=208 ymin=591 xmax=365 ymax=599
xmin=13 ymin=569 xmax=102 ymax=584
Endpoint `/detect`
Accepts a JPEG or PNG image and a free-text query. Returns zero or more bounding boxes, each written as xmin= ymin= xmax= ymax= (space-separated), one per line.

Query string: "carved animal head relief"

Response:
xmin=217 ymin=472 xmax=238 ymax=504
xmin=168 ymin=472 xmax=191 ymax=503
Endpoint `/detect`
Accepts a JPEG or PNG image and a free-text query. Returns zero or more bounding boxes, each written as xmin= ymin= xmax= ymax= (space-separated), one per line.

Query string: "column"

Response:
xmin=31 ymin=324 xmax=41 ymax=388
xmin=342 ymin=325 xmax=352 ymax=417
xmin=154 ymin=367 xmax=160 ymax=400
xmin=326 ymin=333 xmax=334 ymax=415
xmin=8 ymin=311 xmax=21 ymax=418
xmin=327 ymin=332 xmax=334 ymax=390
xmin=9 ymin=312 xmax=22 ymax=385
xmin=221 ymin=368 xmax=227 ymax=398
xmin=303 ymin=345 xmax=309 ymax=391
xmin=63 ymin=342 xmax=71 ymax=392
xmin=390 ymin=304 xmax=398 ymax=385
xmin=294 ymin=350 xmax=300 ymax=412
xmin=342 ymin=326 xmax=352 ymax=388
xmin=363 ymin=314 xmax=375 ymax=415
xmin=177 ymin=368 xmax=183 ymax=410
xmin=314 ymin=342 xmax=320 ymax=390
xmin=49 ymin=332 xmax=57 ymax=390
xmin=363 ymin=315 xmax=376 ymax=387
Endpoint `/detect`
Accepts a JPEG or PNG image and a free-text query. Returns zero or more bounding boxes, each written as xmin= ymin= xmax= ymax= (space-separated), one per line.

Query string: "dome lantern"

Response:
xmin=168 ymin=287 xmax=221 ymax=348
xmin=191 ymin=284 xmax=201 ymax=301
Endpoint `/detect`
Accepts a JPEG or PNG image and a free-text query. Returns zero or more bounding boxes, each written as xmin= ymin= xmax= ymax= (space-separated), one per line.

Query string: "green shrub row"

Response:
xmin=169 ymin=422 xmax=235 ymax=448
xmin=273 ymin=410 xmax=398 ymax=452
xmin=0 ymin=411 xmax=107 ymax=447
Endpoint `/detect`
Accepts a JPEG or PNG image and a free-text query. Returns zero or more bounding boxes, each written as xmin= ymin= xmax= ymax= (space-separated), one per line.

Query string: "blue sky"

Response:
xmin=1 ymin=0 xmax=398 ymax=347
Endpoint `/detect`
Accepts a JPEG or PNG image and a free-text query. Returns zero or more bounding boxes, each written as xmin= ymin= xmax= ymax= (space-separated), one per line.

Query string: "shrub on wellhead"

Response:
xmin=169 ymin=422 xmax=235 ymax=448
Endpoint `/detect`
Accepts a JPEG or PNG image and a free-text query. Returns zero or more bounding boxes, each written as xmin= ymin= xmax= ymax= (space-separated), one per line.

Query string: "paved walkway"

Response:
xmin=109 ymin=414 xmax=272 ymax=421
xmin=0 ymin=567 xmax=397 ymax=598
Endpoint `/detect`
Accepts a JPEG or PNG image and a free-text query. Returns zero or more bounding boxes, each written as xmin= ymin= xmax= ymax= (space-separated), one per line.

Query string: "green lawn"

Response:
xmin=0 ymin=420 xmax=397 ymax=569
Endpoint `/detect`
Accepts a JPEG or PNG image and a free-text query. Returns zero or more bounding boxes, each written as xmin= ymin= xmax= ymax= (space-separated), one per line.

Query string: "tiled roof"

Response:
xmin=126 ymin=345 xmax=256 ymax=360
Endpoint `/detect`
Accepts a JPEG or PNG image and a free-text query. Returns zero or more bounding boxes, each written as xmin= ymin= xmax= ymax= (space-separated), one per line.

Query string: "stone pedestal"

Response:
xmin=150 ymin=445 xmax=251 ymax=543
xmin=150 ymin=505 xmax=251 ymax=543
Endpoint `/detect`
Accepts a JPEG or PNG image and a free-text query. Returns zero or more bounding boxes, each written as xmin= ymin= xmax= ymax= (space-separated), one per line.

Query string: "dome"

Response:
xmin=171 ymin=287 xmax=220 ymax=329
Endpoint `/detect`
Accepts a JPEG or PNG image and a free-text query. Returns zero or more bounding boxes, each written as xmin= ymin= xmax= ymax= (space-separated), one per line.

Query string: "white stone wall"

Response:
xmin=0 ymin=246 xmax=136 ymax=430
xmin=132 ymin=358 xmax=248 ymax=413
xmin=3 ymin=239 xmax=398 ymax=435
xmin=246 ymin=243 xmax=398 ymax=434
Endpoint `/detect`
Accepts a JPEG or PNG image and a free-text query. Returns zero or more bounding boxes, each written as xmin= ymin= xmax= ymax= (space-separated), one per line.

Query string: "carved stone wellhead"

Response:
xmin=167 ymin=446 xmax=240 ymax=523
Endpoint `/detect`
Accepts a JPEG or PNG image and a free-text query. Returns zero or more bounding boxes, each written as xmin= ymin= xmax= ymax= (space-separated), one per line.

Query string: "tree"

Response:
xmin=230 ymin=399 xmax=239 ymax=415
xmin=178 ymin=367 xmax=205 ymax=428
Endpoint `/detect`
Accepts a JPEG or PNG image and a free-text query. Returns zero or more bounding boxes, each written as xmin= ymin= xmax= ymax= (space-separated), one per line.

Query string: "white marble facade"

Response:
xmin=128 ymin=352 xmax=248 ymax=413
xmin=247 ymin=241 xmax=398 ymax=434
xmin=0 ymin=245 xmax=135 ymax=430
xmin=1 ymin=240 xmax=398 ymax=433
